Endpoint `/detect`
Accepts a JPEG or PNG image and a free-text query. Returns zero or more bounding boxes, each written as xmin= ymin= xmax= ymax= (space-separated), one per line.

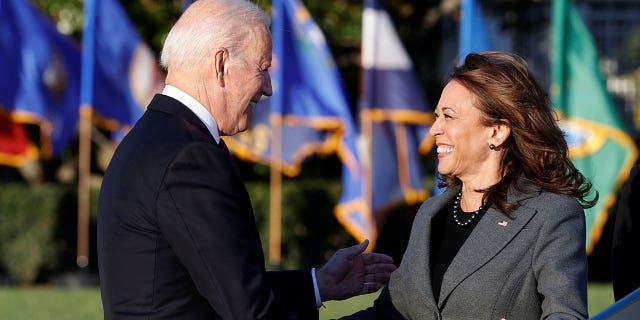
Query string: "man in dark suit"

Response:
xmin=612 ymin=164 xmax=640 ymax=301
xmin=97 ymin=0 xmax=397 ymax=319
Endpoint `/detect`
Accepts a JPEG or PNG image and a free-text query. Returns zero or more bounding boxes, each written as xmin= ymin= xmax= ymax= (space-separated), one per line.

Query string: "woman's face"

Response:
xmin=429 ymin=80 xmax=496 ymax=183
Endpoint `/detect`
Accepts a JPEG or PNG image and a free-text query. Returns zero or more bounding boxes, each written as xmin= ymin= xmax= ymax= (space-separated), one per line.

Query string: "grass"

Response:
xmin=321 ymin=282 xmax=616 ymax=319
xmin=0 ymin=283 xmax=615 ymax=319
xmin=586 ymin=282 xmax=616 ymax=317
xmin=0 ymin=287 xmax=102 ymax=319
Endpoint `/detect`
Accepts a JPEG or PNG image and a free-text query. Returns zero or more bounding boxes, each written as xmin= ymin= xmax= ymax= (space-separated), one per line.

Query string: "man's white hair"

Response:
xmin=160 ymin=0 xmax=270 ymax=72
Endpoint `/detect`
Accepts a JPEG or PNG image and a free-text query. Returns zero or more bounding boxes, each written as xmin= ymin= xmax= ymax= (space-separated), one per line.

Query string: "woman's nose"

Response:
xmin=429 ymin=119 xmax=442 ymax=136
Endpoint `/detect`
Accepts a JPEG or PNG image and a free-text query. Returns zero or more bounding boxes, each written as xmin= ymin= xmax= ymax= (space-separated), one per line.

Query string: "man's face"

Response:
xmin=217 ymin=25 xmax=272 ymax=136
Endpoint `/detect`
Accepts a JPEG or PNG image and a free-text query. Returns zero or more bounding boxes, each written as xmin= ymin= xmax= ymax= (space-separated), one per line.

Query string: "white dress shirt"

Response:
xmin=161 ymin=85 xmax=220 ymax=143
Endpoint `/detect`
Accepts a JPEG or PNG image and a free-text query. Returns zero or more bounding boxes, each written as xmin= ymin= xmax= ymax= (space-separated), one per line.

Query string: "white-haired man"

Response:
xmin=97 ymin=0 xmax=396 ymax=319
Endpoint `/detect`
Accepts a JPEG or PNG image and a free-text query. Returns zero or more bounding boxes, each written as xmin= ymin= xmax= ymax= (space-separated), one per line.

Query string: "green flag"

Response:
xmin=551 ymin=0 xmax=638 ymax=254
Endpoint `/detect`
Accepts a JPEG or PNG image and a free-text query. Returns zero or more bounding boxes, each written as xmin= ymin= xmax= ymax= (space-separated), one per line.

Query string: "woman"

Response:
xmin=343 ymin=52 xmax=597 ymax=320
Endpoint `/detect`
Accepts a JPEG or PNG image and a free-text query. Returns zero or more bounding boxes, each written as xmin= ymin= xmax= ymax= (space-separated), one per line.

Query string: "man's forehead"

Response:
xmin=245 ymin=25 xmax=272 ymax=62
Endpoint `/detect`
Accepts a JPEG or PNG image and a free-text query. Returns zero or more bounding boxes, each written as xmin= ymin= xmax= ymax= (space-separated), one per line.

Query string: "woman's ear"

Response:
xmin=213 ymin=47 xmax=229 ymax=88
xmin=491 ymin=121 xmax=511 ymax=147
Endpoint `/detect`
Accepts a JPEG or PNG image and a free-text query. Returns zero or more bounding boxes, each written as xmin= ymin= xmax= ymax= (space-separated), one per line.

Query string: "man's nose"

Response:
xmin=262 ymin=72 xmax=272 ymax=97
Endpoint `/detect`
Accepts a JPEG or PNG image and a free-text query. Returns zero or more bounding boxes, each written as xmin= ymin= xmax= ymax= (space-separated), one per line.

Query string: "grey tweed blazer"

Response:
xmin=344 ymin=180 xmax=588 ymax=320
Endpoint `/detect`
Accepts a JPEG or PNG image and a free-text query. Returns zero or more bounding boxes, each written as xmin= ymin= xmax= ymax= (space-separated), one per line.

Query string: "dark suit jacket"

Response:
xmin=343 ymin=180 xmax=587 ymax=320
xmin=613 ymin=165 xmax=640 ymax=301
xmin=98 ymin=94 xmax=317 ymax=319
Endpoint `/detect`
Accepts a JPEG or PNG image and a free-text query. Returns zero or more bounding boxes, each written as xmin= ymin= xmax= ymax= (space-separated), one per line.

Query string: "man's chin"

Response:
xmin=236 ymin=120 xmax=250 ymax=134
xmin=241 ymin=111 xmax=253 ymax=131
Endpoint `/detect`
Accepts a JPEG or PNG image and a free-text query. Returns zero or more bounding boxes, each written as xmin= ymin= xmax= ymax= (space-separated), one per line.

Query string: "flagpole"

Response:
xmin=360 ymin=1 xmax=378 ymax=248
xmin=551 ymin=0 xmax=567 ymax=110
xmin=77 ymin=106 xmax=92 ymax=268
xmin=360 ymin=112 xmax=373 ymax=240
xmin=78 ymin=0 xmax=97 ymax=269
xmin=269 ymin=0 xmax=285 ymax=269
xmin=269 ymin=114 xmax=282 ymax=268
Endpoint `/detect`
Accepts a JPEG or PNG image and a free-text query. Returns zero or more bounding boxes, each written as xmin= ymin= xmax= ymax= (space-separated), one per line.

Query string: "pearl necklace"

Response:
xmin=452 ymin=191 xmax=487 ymax=226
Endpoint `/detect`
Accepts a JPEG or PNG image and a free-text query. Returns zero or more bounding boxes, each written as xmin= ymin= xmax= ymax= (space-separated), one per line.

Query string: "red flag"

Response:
xmin=0 ymin=112 xmax=38 ymax=167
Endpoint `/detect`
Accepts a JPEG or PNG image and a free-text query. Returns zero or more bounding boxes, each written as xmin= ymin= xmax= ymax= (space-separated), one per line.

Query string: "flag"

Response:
xmin=82 ymin=0 xmax=164 ymax=137
xmin=551 ymin=0 xmax=638 ymax=254
xmin=431 ymin=0 xmax=494 ymax=195
xmin=77 ymin=0 xmax=164 ymax=268
xmin=223 ymin=0 xmax=360 ymax=263
xmin=0 ymin=112 xmax=38 ymax=167
xmin=458 ymin=0 xmax=492 ymax=63
xmin=334 ymin=0 xmax=434 ymax=246
xmin=0 ymin=0 xmax=81 ymax=157
xmin=182 ymin=0 xmax=197 ymax=11
xmin=225 ymin=0 xmax=358 ymax=177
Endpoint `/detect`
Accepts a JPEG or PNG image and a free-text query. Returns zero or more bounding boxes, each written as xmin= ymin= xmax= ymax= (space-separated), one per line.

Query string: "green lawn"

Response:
xmin=0 ymin=287 xmax=102 ymax=319
xmin=0 ymin=283 xmax=615 ymax=319
xmin=322 ymin=282 xmax=615 ymax=319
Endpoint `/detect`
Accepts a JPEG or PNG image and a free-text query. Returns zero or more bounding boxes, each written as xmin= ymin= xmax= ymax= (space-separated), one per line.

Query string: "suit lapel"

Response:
xmin=147 ymin=94 xmax=216 ymax=143
xmin=147 ymin=94 xmax=236 ymax=173
xmin=437 ymin=182 xmax=540 ymax=307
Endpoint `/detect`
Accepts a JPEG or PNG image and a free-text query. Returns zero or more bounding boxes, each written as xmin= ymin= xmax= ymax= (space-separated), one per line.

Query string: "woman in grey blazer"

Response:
xmin=342 ymin=52 xmax=597 ymax=320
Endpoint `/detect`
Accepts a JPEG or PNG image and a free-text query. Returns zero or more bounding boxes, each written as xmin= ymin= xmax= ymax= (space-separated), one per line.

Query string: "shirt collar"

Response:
xmin=161 ymin=85 xmax=220 ymax=143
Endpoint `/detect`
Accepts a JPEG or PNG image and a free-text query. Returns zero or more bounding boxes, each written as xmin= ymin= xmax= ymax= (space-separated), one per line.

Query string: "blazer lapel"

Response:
xmin=437 ymin=181 xmax=541 ymax=307
xmin=402 ymin=187 xmax=460 ymax=312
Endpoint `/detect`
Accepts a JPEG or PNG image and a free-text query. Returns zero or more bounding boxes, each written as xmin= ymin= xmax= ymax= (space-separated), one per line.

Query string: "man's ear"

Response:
xmin=213 ymin=47 xmax=229 ymax=88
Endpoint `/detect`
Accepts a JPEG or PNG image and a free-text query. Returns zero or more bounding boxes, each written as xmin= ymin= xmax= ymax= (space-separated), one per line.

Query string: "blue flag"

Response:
xmin=458 ymin=0 xmax=492 ymax=63
xmin=182 ymin=0 xmax=197 ymax=11
xmin=335 ymin=0 xmax=434 ymax=246
xmin=82 ymin=0 xmax=164 ymax=138
xmin=0 ymin=0 xmax=81 ymax=157
xmin=431 ymin=0 xmax=494 ymax=195
xmin=225 ymin=0 xmax=358 ymax=177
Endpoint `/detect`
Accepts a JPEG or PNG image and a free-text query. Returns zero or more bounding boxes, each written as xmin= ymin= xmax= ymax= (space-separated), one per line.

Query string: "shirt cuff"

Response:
xmin=311 ymin=267 xmax=324 ymax=308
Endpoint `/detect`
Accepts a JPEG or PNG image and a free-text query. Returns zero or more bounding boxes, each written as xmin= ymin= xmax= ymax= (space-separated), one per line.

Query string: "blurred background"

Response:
xmin=1 ymin=0 xmax=638 ymax=318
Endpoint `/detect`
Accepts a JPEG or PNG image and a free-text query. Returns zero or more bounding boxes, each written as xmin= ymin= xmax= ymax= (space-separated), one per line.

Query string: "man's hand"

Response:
xmin=315 ymin=240 xmax=397 ymax=301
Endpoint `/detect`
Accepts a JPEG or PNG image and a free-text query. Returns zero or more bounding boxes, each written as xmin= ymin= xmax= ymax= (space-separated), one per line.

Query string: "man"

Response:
xmin=612 ymin=164 xmax=640 ymax=301
xmin=97 ymin=0 xmax=396 ymax=319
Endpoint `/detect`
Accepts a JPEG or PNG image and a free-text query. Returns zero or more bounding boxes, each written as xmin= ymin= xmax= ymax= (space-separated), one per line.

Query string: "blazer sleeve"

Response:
xmin=266 ymin=270 xmax=319 ymax=320
xmin=532 ymin=197 xmax=588 ymax=320
xmin=156 ymin=142 xmax=303 ymax=319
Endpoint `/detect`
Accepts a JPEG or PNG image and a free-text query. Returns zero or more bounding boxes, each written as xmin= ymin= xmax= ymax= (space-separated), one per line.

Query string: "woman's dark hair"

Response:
xmin=441 ymin=51 xmax=597 ymax=215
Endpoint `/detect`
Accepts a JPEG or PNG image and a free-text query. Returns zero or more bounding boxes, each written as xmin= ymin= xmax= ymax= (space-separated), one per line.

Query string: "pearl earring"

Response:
xmin=489 ymin=144 xmax=496 ymax=150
